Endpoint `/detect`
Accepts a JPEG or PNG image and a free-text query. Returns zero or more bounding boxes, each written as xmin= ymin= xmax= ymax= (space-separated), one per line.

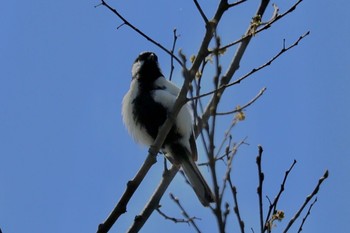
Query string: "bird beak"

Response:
xmin=148 ymin=53 xmax=157 ymax=62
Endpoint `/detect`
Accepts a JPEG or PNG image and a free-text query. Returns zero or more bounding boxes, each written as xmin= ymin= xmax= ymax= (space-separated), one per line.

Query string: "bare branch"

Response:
xmin=193 ymin=0 xmax=209 ymax=24
xmin=127 ymin=166 xmax=180 ymax=233
xmin=283 ymin=170 xmax=329 ymax=233
xmin=100 ymin=0 xmax=183 ymax=66
xmin=263 ymin=160 xmax=297 ymax=232
xmin=256 ymin=145 xmax=265 ymax=233
xmin=97 ymin=150 xmax=158 ymax=233
xmin=156 ymin=206 xmax=201 ymax=224
xmin=197 ymin=0 xmax=271 ymax=136
xmin=297 ymin=197 xmax=318 ymax=233
xmin=170 ymin=193 xmax=202 ymax=233
xmin=228 ymin=183 xmax=245 ymax=233
xmin=228 ymin=0 xmax=248 ymax=8
xmin=191 ymin=31 xmax=309 ymax=109
xmin=220 ymin=0 xmax=304 ymax=52
xmin=216 ymin=87 xmax=266 ymax=116
xmin=169 ymin=29 xmax=179 ymax=81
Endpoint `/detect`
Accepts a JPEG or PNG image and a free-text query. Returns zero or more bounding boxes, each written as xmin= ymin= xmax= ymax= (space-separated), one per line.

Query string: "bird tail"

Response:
xmin=181 ymin=158 xmax=215 ymax=206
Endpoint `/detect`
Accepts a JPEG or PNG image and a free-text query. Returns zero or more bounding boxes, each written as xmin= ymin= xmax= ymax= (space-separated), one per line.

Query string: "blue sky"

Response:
xmin=1 ymin=1 xmax=349 ymax=233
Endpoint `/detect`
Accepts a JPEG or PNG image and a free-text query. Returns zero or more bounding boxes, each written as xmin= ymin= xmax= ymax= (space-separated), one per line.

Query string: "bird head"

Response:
xmin=131 ymin=52 xmax=163 ymax=82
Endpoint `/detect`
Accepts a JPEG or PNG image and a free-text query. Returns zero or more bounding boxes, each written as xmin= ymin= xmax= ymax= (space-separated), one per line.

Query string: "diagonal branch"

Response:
xmin=193 ymin=31 xmax=309 ymax=130
xmin=263 ymin=159 xmax=297 ymax=232
xmin=96 ymin=150 xmax=158 ymax=233
xmin=220 ymin=0 xmax=304 ymax=52
xmin=193 ymin=0 xmax=209 ymax=24
xmin=297 ymin=197 xmax=318 ymax=233
xmin=197 ymin=0 xmax=271 ymax=137
xmin=100 ymin=0 xmax=183 ymax=66
xmin=216 ymin=87 xmax=266 ymax=116
xmin=127 ymin=166 xmax=180 ymax=233
xmin=170 ymin=193 xmax=202 ymax=233
xmin=283 ymin=170 xmax=329 ymax=233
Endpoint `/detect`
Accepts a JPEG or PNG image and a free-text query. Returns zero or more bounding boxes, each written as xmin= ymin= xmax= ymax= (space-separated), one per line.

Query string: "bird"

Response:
xmin=122 ymin=51 xmax=215 ymax=206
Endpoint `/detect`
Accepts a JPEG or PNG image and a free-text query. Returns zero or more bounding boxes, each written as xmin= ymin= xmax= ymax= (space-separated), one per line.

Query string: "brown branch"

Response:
xmin=283 ymin=170 xmax=329 ymax=233
xmin=156 ymin=206 xmax=201 ymax=224
xmin=263 ymin=160 xmax=297 ymax=232
xmin=228 ymin=183 xmax=245 ymax=233
xmin=191 ymin=31 xmax=309 ymax=106
xmin=127 ymin=166 xmax=180 ymax=233
xmin=297 ymin=197 xmax=318 ymax=233
xmin=196 ymin=0 xmax=271 ymax=137
xmin=220 ymin=0 xmax=304 ymax=52
xmin=100 ymin=0 xmax=183 ymax=66
xmin=169 ymin=29 xmax=179 ymax=81
xmin=216 ymin=87 xmax=266 ymax=116
xmin=256 ymin=145 xmax=265 ymax=233
xmin=228 ymin=0 xmax=248 ymax=8
xmin=193 ymin=0 xmax=209 ymax=24
xmin=170 ymin=193 xmax=202 ymax=233
xmin=96 ymin=150 xmax=158 ymax=233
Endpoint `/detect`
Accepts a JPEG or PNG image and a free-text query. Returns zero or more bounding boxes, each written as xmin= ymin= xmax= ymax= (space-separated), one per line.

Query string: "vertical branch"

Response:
xmin=228 ymin=182 xmax=245 ymax=233
xmin=198 ymin=0 xmax=270 ymax=136
xmin=256 ymin=145 xmax=265 ymax=233
xmin=209 ymin=33 xmax=225 ymax=233
xmin=169 ymin=29 xmax=179 ymax=81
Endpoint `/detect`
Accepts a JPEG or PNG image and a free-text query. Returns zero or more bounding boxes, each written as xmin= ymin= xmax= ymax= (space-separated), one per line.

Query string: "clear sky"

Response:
xmin=1 ymin=1 xmax=349 ymax=233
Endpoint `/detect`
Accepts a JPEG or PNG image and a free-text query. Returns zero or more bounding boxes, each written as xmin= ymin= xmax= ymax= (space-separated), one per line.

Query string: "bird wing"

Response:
xmin=153 ymin=78 xmax=195 ymax=156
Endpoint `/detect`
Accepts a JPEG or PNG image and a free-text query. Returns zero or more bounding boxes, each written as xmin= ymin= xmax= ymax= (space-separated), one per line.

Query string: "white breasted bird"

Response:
xmin=122 ymin=51 xmax=214 ymax=206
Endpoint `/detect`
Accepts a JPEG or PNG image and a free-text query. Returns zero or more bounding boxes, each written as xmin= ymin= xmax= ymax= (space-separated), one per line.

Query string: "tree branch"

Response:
xmin=197 ymin=0 xmax=271 ymax=137
xmin=220 ymin=0 xmax=304 ymax=52
xmin=96 ymin=150 xmax=158 ymax=233
xmin=297 ymin=197 xmax=317 ymax=233
xmin=100 ymin=0 xmax=183 ymax=66
xmin=283 ymin=170 xmax=329 ymax=233
xmin=263 ymin=160 xmax=297 ymax=232
xmin=169 ymin=193 xmax=202 ymax=233
xmin=192 ymin=31 xmax=309 ymax=115
xmin=127 ymin=166 xmax=180 ymax=233
xmin=216 ymin=87 xmax=266 ymax=116
xmin=193 ymin=0 xmax=209 ymax=24
xmin=169 ymin=29 xmax=179 ymax=81
xmin=256 ymin=145 xmax=265 ymax=233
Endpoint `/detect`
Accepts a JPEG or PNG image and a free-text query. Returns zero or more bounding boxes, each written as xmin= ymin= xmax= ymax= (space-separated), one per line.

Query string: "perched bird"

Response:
xmin=122 ymin=51 xmax=214 ymax=206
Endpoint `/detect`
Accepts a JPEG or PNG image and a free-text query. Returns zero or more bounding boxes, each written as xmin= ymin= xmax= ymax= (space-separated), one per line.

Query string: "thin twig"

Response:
xmin=228 ymin=182 xmax=245 ymax=233
xmin=256 ymin=145 xmax=265 ymax=233
xmin=283 ymin=170 xmax=329 ymax=233
xmin=100 ymin=0 xmax=183 ymax=66
xmin=263 ymin=160 xmax=297 ymax=232
xmin=196 ymin=0 xmax=269 ymax=137
xmin=170 ymin=193 xmax=202 ymax=233
xmin=219 ymin=0 xmax=304 ymax=52
xmin=191 ymin=31 xmax=309 ymax=104
xmin=209 ymin=33 xmax=226 ymax=233
xmin=228 ymin=0 xmax=248 ymax=8
xmin=193 ymin=0 xmax=209 ymax=24
xmin=156 ymin=206 xmax=200 ymax=224
xmin=169 ymin=29 xmax=179 ymax=81
xmin=216 ymin=87 xmax=266 ymax=115
xmin=297 ymin=197 xmax=318 ymax=233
